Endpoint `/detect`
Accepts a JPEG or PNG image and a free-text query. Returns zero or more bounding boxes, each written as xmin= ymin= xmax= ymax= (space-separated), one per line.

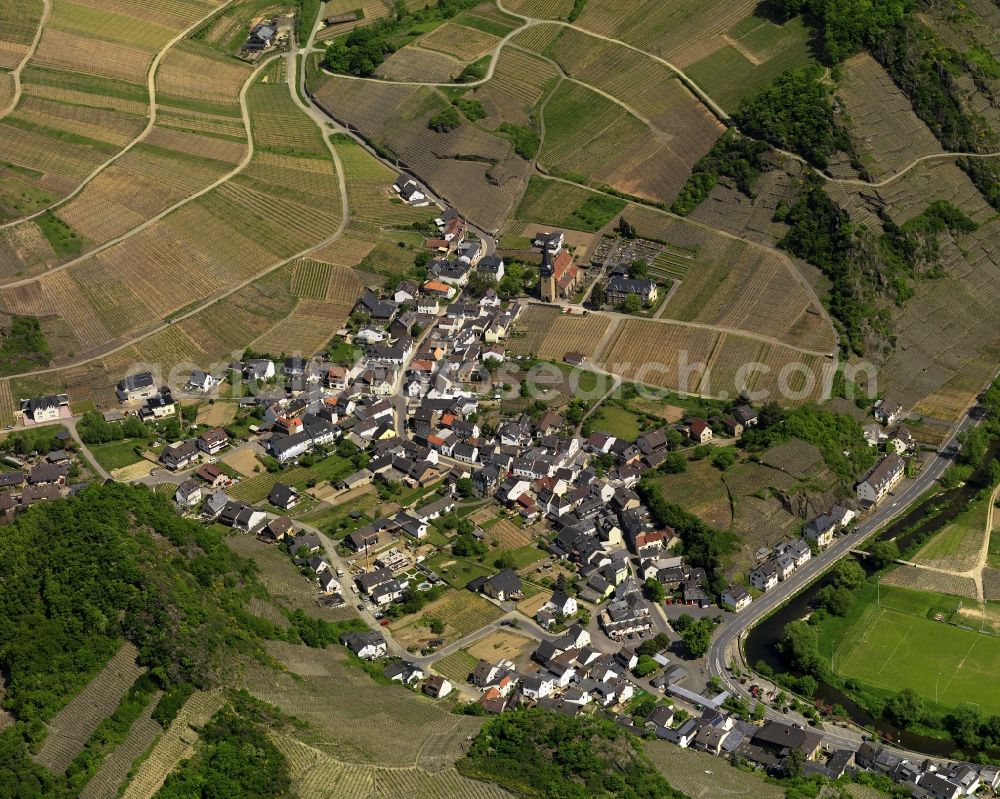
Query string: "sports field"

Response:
xmin=831 ymin=586 xmax=1000 ymax=715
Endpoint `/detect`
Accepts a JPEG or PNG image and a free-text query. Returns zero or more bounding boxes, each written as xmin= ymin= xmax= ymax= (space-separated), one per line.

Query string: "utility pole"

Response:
xmin=935 ymin=671 xmax=941 ymax=703
xmin=877 ymin=575 xmax=880 ymax=607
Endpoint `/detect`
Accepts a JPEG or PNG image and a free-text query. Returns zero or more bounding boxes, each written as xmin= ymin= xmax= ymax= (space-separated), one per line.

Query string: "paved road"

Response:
xmin=707 ymin=400 xmax=985 ymax=753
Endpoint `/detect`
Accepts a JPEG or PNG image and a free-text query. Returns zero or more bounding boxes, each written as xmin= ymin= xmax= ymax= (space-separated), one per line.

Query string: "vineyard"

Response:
xmin=0 ymin=0 xmax=43 ymax=69
xmin=571 ymin=0 xmax=757 ymax=62
xmin=873 ymin=165 xmax=1000 ymax=419
xmin=649 ymin=459 xmax=732 ymax=530
xmin=545 ymin=27 xmax=723 ymax=150
xmin=880 ymin=567 xmax=978 ymax=601
xmin=332 ymin=134 xmax=437 ymax=230
xmin=472 ymin=47 xmax=558 ymax=130
xmin=835 ymin=54 xmax=942 ymax=180
xmin=0 ymin=65 xmax=342 ymax=366
xmin=418 ymin=22 xmax=502 ymax=62
xmin=503 ymin=0 xmax=573 ymax=16
xmin=237 ymin=645 xmax=459 ymax=766
xmin=311 ymin=75 xmax=527 ymax=232
xmin=377 ymin=45 xmax=463 ymax=82
xmin=270 ymin=733 xmax=513 ymax=799
xmin=507 ymin=304 xmax=612 ymax=360
xmin=35 ymin=642 xmax=145 ymax=774
xmin=645 ymin=741 xmax=785 ymax=799
xmin=684 ymin=14 xmax=814 ymax=112
xmin=912 ymin=490 xmax=992 ymax=573
xmin=538 ymin=76 xmax=716 ymax=206
xmin=78 ymin=691 xmax=163 ymax=799
xmin=432 ymin=649 xmax=479 ymax=685
xmin=119 ymin=689 xmax=225 ymax=799
xmin=660 ymin=233 xmax=836 ymax=353
xmin=224 ymin=536 xmax=356 ymax=624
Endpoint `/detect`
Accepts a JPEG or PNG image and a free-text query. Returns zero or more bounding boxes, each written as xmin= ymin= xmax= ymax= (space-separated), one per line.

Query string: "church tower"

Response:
xmin=539 ymin=246 xmax=555 ymax=302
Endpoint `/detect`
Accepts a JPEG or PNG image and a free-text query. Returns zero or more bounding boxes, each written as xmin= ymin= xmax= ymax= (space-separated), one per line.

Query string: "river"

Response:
xmin=744 ymin=442 xmax=1000 ymax=756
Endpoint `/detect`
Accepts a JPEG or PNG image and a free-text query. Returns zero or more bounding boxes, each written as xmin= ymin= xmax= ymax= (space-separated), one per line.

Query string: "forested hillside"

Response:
xmin=0 ymin=485 xmax=359 ymax=797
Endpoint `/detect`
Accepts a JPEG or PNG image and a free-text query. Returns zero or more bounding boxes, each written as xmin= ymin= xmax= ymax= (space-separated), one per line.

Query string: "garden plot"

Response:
xmin=466 ymin=630 xmax=535 ymax=663
xmin=35 ymin=642 xmax=144 ymax=774
xmin=835 ymin=54 xmax=942 ymax=180
xmin=390 ymin=590 xmax=504 ymax=649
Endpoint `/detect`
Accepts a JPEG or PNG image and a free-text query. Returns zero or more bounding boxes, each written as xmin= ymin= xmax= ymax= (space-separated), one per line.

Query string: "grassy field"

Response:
xmin=827 ymin=583 xmax=1000 ymax=715
xmin=88 ymin=439 xmax=146 ymax=472
xmin=591 ymin=404 xmax=642 ymax=440
xmin=515 ymin=176 xmax=624 ymax=232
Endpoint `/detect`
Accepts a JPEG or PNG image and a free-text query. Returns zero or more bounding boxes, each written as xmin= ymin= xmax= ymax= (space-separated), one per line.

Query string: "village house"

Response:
xmin=340 ymin=631 xmax=386 ymax=660
xmin=174 ymin=479 xmax=201 ymax=509
xmin=688 ymin=418 xmax=712 ymax=444
xmin=161 ymin=439 xmax=199 ymax=470
xmin=749 ymin=561 xmax=779 ymax=592
xmin=21 ymin=393 xmax=69 ymax=424
xmin=422 ymin=675 xmax=453 ymax=698
xmin=533 ymin=230 xmax=564 ymax=253
xmin=873 ymin=398 xmax=904 ymax=426
xmin=185 ymin=369 xmax=219 ymax=393
xmin=268 ymin=482 xmax=300 ymax=510
xmin=722 ymin=585 xmax=752 ymax=612
xmin=393 ymin=174 xmax=429 ymax=206
xmin=195 ymin=463 xmax=228 ymax=489
xmin=116 ymin=372 xmax=156 ymax=403
xmin=856 ymin=452 xmax=905 ymax=505
xmin=476 ymin=569 xmax=523 ymax=602
xmin=197 ymin=427 xmax=229 ymax=455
